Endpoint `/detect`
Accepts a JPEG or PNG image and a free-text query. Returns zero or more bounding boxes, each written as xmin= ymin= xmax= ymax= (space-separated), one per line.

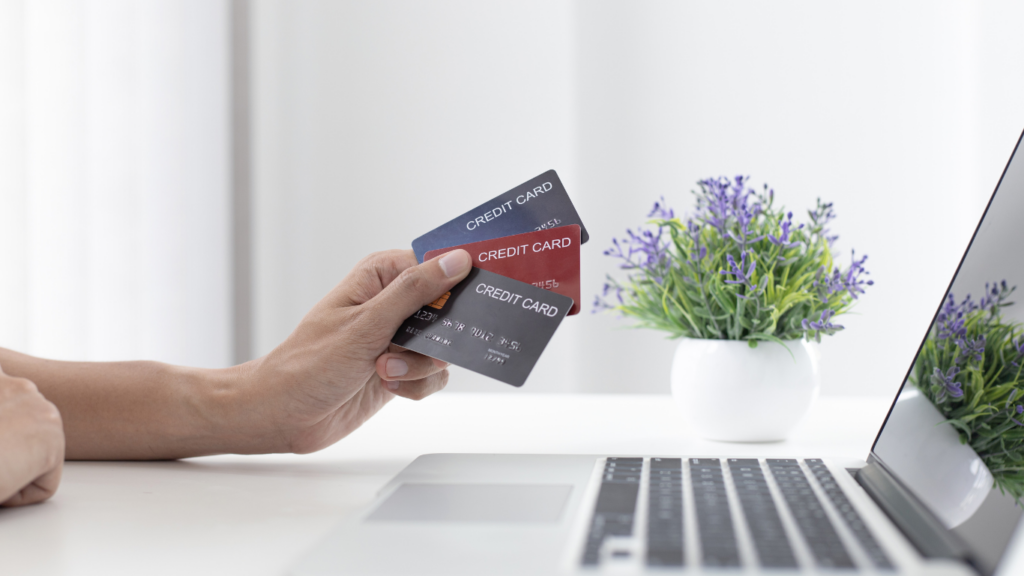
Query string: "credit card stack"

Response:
xmin=392 ymin=170 xmax=587 ymax=387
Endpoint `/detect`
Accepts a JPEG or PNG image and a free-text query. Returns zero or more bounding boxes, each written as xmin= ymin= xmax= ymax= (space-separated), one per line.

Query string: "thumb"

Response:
xmin=366 ymin=249 xmax=473 ymax=332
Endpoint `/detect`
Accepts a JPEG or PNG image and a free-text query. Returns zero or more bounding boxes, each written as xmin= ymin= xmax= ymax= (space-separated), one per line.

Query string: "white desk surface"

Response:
xmin=1 ymin=393 xmax=895 ymax=576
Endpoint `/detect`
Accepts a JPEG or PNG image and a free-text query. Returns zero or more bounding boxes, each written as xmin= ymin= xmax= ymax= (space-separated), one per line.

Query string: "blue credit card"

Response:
xmin=391 ymin=267 xmax=573 ymax=387
xmin=411 ymin=170 xmax=589 ymax=263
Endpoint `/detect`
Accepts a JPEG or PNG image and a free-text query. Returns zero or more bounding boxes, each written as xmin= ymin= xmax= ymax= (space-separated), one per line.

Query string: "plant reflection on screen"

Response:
xmin=912 ymin=281 xmax=1024 ymax=504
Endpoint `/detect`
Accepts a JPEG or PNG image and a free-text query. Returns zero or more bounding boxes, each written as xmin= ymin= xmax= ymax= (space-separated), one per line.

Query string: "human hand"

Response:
xmin=0 ymin=365 xmax=64 ymax=506
xmin=222 ymin=249 xmax=473 ymax=454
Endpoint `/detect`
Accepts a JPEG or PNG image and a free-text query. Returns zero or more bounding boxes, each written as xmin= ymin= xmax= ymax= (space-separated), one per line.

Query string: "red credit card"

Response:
xmin=424 ymin=224 xmax=581 ymax=315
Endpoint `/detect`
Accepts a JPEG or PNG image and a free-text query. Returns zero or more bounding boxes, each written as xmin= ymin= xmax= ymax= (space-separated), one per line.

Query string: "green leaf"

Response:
xmin=746 ymin=333 xmax=795 ymax=359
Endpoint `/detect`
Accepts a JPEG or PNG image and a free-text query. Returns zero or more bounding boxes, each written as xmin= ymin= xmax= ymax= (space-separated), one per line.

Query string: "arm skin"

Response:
xmin=0 ymin=248 xmax=472 ymax=463
xmin=0 ymin=351 xmax=246 ymax=460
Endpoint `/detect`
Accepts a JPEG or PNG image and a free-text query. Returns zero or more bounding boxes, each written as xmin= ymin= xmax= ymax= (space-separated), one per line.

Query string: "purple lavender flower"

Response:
xmin=933 ymin=289 xmax=1006 ymax=365
xmin=1012 ymin=337 xmax=1024 ymax=367
xmin=687 ymin=221 xmax=707 ymax=264
xmin=843 ymin=250 xmax=874 ymax=298
xmin=801 ymin=309 xmax=845 ymax=342
xmin=648 ymin=196 xmax=675 ymax=220
xmin=812 ymin=266 xmax=843 ymax=302
xmin=602 ymin=204 xmax=673 ymax=274
xmin=720 ymin=252 xmax=756 ymax=286
xmin=930 ymin=365 xmax=964 ymax=401
xmin=810 ymin=250 xmax=873 ymax=303
xmin=603 ymin=237 xmax=626 ymax=260
xmin=693 ymin=175 xmax=761 ymax=246
xmin=768 ymin=211 xmax=801 ymax=250
xmin=808 ymin=198 xmax=839 ymax=246
xmin=1006 ymin=390 xmax=1024 ymax=426
xmin=980 ymin=282 xmax=1000 ymax=311
xmin=624 ymin=227 xmax=671 ymax=279
xmin=592 ymin=277 xmax=633 ymax=314
xmin=955 ymin=334 xmax=986 ymax=365
xmin=805 ymin=309 xmax=840 ymax=329
xmin=935 ymin=294 xmax=972 ymax=344
xmin=693 ymin=177 xmax=731 ymax=235
xmin=728 ymin=210 xmax=765 ymax=252
xmin=593 ymin=198 xmax=679 ymax=311
xmin=605 ymin=281 xmax=622 ymax=303
xmin=980 ymin=280 xmax=1014 ymax=313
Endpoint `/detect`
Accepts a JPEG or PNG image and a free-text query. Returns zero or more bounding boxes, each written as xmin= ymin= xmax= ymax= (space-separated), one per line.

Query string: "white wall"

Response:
xmin=572 ymin=1 xmax=1024 ymax=397
xmin=0 ymin=0 xmax=233 ymax=368
xmin=250 ymin=1 xmax=1024 ymax=396
xmin=0 ymin=0 xmax=29 ymax=351
xmin=250 ymin=0 xmax=577 ymax=391
xmin=3 ymin=1 xmax=1022 ymax=394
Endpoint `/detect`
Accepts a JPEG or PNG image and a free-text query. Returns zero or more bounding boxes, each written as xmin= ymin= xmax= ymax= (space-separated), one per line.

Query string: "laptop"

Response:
xmin=290 ymin=128 xmax=1024 ymax=576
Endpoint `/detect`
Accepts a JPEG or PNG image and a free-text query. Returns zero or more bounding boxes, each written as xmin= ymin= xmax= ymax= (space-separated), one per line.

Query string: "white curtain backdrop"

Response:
xmin=0 ymin=0 xmax=232 ymax=368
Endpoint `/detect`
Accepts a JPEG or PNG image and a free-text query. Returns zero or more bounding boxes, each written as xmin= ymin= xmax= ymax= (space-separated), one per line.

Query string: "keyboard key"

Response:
xmin=767 ymin=459 xmax=855 ymax=569
xmin=647 ymin=458 xmax=684 ymax=567
xmin=691 ymin=458 xmax=740 ymax=567
xmin=582 ymin=458 xmax=641 ymax=566
xmin=805 ymin=459 xmax=893 ymax=570
xmin=728 ymin=459 xmax=798 ymax=568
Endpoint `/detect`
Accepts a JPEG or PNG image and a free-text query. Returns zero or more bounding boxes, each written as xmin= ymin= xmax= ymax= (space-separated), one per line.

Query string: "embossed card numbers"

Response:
xmin=391 ymin=268 xmax=572 ymax=387
xmin=401 ymin=171 xmax=586 ymax=386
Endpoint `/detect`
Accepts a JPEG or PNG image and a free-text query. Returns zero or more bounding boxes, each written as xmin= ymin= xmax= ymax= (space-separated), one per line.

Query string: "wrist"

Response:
xmin=184 ymin=360 xmax=281 ymax=455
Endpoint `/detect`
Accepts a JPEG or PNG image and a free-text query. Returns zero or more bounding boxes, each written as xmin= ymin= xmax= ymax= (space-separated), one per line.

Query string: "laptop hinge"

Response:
xmin=857 ymin=454 xmax=974 ymax=565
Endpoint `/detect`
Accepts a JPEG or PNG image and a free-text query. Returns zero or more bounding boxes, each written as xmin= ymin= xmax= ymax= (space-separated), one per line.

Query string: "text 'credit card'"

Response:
xmin=392 ymin=268 xmax=572 ymax=387
xmin=411 ymin=170 xmax=588 ymax=262
xmin=424 ymin=225 xmax=582 ymax=315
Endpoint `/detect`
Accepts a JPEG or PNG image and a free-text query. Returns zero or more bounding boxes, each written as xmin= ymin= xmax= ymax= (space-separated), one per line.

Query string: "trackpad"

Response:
xmin=367 ymin=483 xmax=572 ymax=523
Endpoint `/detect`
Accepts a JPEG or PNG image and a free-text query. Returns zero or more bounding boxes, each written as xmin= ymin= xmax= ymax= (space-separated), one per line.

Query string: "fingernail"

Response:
xmin=387 ymin=381 xmax=400 ymax=391
xmin=438 ymin=250 xmax=471 ymax=278
xmin=386 ymin=358 xmax=408 ymax=378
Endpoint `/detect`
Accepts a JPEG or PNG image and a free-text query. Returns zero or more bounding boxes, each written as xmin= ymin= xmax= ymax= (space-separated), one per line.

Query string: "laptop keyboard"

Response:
xmin=768 ymin=459 xmax=855 ymax=569
xmin=692 ymin=458 xmax=741 ymax=567
xmin=806 ymin=459 xmax=894 ymax=570
xmin=730 ymin=458 xmax=798 ymax=568
xmin=647 ymin=458 xmax=684 ymax=566
xmin=581 ymin=457 xmax=893 ymax=571
xmin=581 ymin=457 xmax=642 ymax=565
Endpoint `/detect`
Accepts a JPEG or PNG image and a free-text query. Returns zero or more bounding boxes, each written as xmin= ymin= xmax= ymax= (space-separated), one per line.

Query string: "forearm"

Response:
xmin=0 ymin=348 xmax=259 ymax=460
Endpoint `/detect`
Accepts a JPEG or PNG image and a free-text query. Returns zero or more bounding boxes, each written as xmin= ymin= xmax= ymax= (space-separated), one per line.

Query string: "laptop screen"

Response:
xmin=873 ymin=130 xmax=1024 ymax=576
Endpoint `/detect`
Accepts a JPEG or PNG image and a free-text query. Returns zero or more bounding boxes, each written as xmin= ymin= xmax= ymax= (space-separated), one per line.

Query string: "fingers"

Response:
xmin=0 ymin=376 xmax=65 ymax=507
xmin=380 ymin=368 xmax=449 ymax=401
xmin=330 ymin=250 xmax=420 ymax=308
xmin=365 ymin=249 xmax=472 ymax=333
xmin=375 ymin=350 xmax=448 ymax=382
xmin=0 ymin=461 xmax=63 ymax=507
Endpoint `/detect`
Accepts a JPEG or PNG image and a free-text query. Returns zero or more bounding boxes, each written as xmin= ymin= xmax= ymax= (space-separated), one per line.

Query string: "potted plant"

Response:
xmin=594 ymin=175 xmax=872 ymax=441
xmin=909 ymin=282 xmax=1024 ymax=507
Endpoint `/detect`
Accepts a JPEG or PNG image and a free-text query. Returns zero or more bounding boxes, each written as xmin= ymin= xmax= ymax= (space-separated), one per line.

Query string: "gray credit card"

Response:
xmin=391 ymin=268 xmax=573 ymax=387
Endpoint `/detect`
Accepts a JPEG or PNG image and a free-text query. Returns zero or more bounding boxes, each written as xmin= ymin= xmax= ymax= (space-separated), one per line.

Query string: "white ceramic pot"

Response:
xmin=872 ymin=388 xmax=992 ymax=528
xmin=670 ymin=338 xmax=820 ymax=442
